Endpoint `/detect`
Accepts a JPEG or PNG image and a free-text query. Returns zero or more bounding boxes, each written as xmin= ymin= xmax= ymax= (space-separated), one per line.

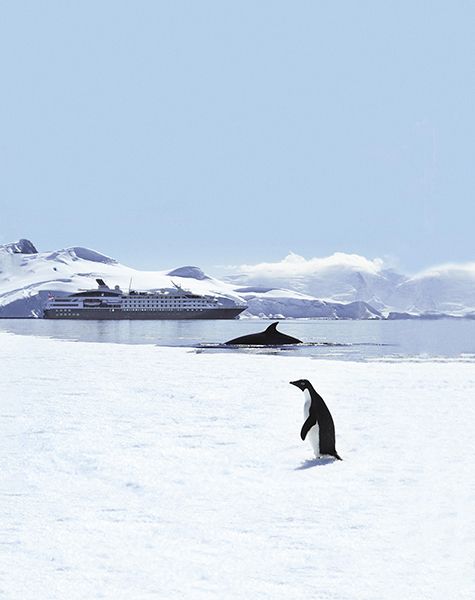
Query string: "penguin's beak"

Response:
xmin=289 ymin=380 xmax=299 ymax=388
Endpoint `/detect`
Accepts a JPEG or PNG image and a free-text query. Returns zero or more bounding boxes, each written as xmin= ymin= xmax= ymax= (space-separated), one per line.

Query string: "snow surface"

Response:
xmin=1 ymin=332 xmax=474 ymax=599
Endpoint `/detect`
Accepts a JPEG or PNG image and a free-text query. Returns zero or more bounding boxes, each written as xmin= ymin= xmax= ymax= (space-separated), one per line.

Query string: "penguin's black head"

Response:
xmin=289 ymin=379 xmax=310 ymax=391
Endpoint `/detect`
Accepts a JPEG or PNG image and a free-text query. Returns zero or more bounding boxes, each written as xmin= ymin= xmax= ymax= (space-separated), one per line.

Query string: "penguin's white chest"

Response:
xmin=303 ymin=389 xmax=320 ymax=458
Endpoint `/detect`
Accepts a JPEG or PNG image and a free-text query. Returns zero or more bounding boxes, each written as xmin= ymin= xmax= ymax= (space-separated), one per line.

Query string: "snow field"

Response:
xmin=0 ymin=332 xmax=474 ymax=599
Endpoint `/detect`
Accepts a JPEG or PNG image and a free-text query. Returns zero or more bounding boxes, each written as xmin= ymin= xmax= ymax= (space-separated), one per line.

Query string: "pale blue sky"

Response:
xmin=1 ymin=1 xmax=474 ymax=273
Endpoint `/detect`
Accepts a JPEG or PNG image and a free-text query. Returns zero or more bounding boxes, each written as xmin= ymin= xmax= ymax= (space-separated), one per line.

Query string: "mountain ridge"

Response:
xmin=1 ymin=239 xmax=473 ymax=319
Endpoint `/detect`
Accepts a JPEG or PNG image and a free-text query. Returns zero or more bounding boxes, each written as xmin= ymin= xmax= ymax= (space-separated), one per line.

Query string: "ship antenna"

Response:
xmin=128 ymin=277 xmax=132 ymax=293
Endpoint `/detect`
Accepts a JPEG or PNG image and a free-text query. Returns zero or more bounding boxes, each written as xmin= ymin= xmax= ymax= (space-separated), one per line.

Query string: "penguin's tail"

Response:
xmin=334 ymin=452 xmax=343 ymax=461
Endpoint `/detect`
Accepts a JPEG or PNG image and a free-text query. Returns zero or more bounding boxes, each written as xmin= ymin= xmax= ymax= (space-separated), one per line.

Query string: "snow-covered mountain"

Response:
xmin=0 ymin=240 xmax=242 ymax=318
xmin=1 ymin=240 xmax=473 ymax=318
xmin=228 ymin=252 xmax=475 ymax=317
xmin=0 ymin=238 xmax=39 ymax=255
xmin=388 ymin=264 xmax=475 ymax=315
xmin=0 ymin=240 xmax=384 ymax=319
xmin=227 ymin=252 xmax=404 ymax=311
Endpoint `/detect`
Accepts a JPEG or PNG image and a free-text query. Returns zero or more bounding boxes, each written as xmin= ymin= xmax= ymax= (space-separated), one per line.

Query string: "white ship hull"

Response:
xmin=43 ymin=307 xmax=244 ymax=320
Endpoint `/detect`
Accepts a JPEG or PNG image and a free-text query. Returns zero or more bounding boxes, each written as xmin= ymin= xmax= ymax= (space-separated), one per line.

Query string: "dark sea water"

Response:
xmin=1 ymin=318 xmax=474 ymax=361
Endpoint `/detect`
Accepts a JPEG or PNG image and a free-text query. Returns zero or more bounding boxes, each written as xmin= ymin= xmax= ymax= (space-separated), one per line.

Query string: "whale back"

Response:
xmin=224 ymin=322 xmax=302 ymax=345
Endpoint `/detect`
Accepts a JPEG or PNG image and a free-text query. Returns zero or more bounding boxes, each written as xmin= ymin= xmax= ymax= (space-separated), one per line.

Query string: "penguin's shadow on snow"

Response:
xmin=295 ymin=457 xmax=337 ymax=470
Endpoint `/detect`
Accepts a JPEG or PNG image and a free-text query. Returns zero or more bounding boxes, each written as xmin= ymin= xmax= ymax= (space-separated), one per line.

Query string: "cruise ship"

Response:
xmin=43 ymin=279 xmax=247 ymax=320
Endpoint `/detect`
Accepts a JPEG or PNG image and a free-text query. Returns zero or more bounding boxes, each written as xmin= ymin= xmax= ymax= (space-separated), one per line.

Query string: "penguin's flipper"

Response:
xmin=300 ymin=416 xmax=315 ymax=441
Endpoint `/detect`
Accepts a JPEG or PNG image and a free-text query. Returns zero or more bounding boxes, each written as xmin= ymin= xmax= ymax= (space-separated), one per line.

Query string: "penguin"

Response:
xmin=289 ymin=379 xmax=342 ymax=460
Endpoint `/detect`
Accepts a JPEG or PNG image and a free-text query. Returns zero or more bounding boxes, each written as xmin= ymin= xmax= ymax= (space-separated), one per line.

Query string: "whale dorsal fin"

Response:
xmin=265 ymin=322 xmax=279 ymax=333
